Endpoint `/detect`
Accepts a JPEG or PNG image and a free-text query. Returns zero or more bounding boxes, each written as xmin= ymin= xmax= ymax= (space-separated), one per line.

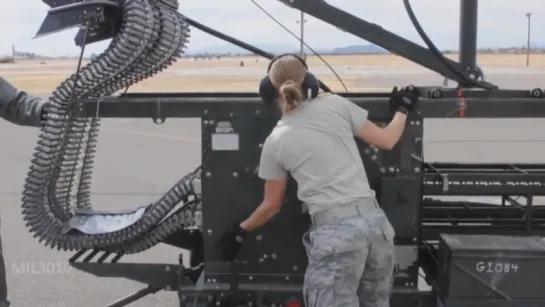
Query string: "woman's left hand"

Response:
xmin=217 ymin=222 xmax=246 ymax=261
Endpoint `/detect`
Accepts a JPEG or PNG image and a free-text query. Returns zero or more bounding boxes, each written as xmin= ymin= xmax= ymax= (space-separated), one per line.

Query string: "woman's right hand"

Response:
xmin=390 ymin=86 xmax=420 ymax=114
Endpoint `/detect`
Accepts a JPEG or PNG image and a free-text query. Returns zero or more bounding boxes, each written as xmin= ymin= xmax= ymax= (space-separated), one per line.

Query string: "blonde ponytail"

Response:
xmin=279 ymin=80 xmax=303 ymax=112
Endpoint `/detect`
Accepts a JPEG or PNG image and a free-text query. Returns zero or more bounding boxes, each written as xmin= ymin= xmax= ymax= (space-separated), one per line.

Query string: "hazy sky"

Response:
xmin=0 ymin=0 xmax=542 ymax=56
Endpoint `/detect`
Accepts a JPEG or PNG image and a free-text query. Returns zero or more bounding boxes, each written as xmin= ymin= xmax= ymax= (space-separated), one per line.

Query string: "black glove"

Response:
xmin=40 ymin=102 xmax=51 ymax=122
xmin=390 ymin=85 xmax=420 ymax=114
xmin=217 ymin=222 xmax=247 ymax=262
xmin=0 ymin=77 xmax=18 ymax=108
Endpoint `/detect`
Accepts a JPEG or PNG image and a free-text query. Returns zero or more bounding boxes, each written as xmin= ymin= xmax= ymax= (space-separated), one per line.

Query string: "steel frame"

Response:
xmin=76 ymin=92 xmax=545 ymax=120
xmin=69 ymin=247 xmax=437 ymax=307
xmin=69 ymin=91 xmax=545 ymax=307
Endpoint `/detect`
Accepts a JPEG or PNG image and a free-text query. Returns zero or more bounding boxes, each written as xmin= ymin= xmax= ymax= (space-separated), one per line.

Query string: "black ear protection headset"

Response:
xmin=258 ymin=53 xmax=320 ymax=105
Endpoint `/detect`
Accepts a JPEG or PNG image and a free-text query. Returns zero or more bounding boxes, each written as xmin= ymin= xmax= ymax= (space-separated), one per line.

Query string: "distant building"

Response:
xmin=12 ymin=45 xmax=36 ymax=60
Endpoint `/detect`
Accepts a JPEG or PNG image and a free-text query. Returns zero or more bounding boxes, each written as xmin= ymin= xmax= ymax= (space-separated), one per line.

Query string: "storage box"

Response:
xmin=436 ymin=234 xmax=545 ymax=301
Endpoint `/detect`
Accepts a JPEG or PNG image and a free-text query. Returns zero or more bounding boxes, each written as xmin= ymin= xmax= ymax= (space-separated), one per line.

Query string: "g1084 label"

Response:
xmin=475 ymin=261 xmax=519 ymax=274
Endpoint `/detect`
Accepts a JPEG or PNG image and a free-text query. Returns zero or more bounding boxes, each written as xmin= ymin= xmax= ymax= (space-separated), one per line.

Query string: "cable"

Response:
xmin=402 ymin=0 xmax=471 ymax=87
xmin=49 ymin=24 xmax=90 ymax=205
xmin=250 ymin=0 xmax=348 ymax=92
xmin=403 ymin=0 xmax=497 ymax=90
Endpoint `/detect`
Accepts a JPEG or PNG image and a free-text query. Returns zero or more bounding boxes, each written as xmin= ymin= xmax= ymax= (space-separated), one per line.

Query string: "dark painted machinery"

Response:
xmin=20 ymin=0 xmax=545 ymax=306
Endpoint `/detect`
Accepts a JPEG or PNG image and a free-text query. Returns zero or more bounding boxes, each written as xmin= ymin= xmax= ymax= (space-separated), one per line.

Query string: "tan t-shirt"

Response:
xmin=257 ymin=94 xmax=376 ymax=215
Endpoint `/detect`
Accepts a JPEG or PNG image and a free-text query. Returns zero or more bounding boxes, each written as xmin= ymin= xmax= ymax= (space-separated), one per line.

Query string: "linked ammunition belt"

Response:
xmin=22 ymin=0 xmax=200 ymax=253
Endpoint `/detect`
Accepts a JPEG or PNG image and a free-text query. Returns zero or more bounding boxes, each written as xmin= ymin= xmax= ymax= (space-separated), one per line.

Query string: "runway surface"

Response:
xmin=3 ymin=64 xmax=545 ymax=93
xmin=1 ymin=71 xmax=545 ymax=306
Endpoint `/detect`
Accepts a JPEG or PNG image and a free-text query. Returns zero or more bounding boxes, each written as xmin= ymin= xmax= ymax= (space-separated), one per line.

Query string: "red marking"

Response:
xmin=456 ymin=89 xmax=467 ymax=118
xmin=286 ymin=299 xmax=302 ymax=307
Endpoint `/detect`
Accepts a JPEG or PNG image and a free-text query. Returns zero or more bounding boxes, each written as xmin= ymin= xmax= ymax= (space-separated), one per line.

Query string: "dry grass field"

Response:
xmin=1 ymin=53 xmax=544 ymax=94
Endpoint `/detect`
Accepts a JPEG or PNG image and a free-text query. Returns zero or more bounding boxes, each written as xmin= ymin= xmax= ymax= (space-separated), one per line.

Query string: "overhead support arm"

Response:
xmin=179 ymin=15 xmax=273 ymax=60
xmin=277 ymin=0 xmax=470 ymax=84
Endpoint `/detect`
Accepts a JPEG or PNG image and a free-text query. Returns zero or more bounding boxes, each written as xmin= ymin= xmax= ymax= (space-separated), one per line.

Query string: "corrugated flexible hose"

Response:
xmin=22 ymin=0 xmax=201 ymax=253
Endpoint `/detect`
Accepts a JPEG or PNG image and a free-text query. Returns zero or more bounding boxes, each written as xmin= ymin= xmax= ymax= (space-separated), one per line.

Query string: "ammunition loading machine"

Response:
xmin=20 ymin=0 xmax=545 ymax=306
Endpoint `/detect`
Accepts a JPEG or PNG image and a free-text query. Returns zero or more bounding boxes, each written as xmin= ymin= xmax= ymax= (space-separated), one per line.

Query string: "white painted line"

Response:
xmin=102 ymin=128 xmax=199 ymax=143
xmin=426 ymin=139 xmax=545 ymax=143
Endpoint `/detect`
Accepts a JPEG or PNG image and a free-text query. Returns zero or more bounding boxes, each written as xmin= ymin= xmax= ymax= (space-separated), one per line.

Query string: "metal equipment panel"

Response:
xmin=201 ymin=117 xmax=309 ymax=280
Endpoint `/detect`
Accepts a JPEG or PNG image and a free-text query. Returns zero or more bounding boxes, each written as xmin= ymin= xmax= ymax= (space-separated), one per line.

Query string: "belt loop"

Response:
xmin=356 ymin=203 xmax=362 ymax=217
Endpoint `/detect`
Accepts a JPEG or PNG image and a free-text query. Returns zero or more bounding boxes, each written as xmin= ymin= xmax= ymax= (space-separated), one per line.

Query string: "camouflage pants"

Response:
xmin=302 ymin=208 xmax=395 ymax=307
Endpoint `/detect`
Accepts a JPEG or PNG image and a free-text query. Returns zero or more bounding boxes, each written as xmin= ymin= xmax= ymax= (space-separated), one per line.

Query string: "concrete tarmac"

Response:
xmin=5 ymin=64 xmax=545 ymax=93
xmin=1 ymin=71 xmax=545 ymax=306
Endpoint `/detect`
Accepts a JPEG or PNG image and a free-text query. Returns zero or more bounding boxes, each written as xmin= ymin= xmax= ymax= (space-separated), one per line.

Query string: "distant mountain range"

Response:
xmin=186 ymin=43 xmax=386 ymax=55
xmin=330 ymin=44 xmax=386 ymax=54
xmin=186 ymin=42 xmax=545 ymax=56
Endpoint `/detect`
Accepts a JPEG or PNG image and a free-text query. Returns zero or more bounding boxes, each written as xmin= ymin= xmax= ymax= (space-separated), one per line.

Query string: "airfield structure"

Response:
xmin=18 ymin=0 xmax=545 ymax=306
